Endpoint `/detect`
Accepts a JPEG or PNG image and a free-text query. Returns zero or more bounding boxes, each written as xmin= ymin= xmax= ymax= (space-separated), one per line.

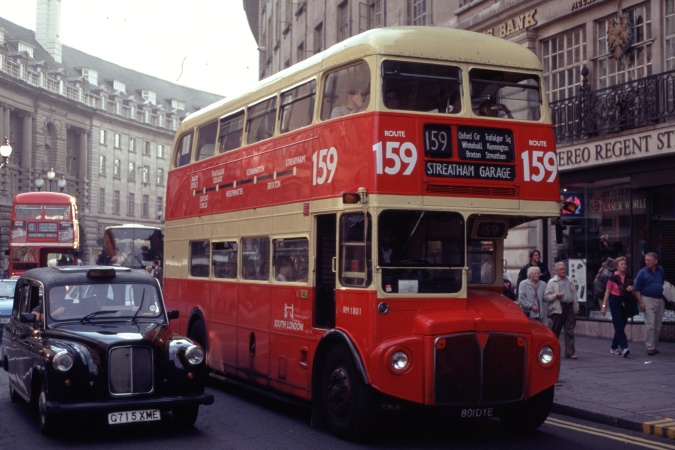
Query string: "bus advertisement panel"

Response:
xmin=164 ymin=27 xmax=561 ymax=440
xmin=10 ymin=192 xmax=79 ymax=276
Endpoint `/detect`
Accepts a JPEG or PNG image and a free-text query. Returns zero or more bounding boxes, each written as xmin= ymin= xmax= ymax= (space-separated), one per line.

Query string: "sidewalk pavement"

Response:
xmin=552 ymin=334 xmax=675 ymax=440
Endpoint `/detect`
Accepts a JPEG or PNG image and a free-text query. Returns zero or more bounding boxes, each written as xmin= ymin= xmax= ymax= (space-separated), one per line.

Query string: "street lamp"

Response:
xmin=0 ymin=137 xmax=12 ymax=168
xmin=47 ymin=167 xmax=55 ymax=191
xmin=58 ymin=176 xmax=67 ymax=192
xmin=35 ymin=178 xmax=45 ymax=191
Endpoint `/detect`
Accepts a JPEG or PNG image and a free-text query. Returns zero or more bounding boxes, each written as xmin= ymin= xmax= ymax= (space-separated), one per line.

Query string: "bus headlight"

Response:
xmin=53 ymin=350 xmax=75 ymax=372
xmin=185 ymin=345 xmax=205 ymax=365
xmin=539 ymin=346 xmax=554 ymax=365
xmin=390 ymin=351 xmax=409 ymax=371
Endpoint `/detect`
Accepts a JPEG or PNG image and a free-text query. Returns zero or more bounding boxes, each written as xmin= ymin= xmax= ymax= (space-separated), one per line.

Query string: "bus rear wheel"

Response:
xmin=320 ymin=346 xmax=376 ymax=441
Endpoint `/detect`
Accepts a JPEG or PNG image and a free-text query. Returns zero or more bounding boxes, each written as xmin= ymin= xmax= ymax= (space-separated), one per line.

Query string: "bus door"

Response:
xmin=314 ymin=214 xmax=336 ymax=328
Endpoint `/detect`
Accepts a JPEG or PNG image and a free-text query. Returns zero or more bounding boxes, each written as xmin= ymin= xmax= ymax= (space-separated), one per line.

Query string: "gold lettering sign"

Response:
xmin=483 ymin=9 xmax=538 ymax=37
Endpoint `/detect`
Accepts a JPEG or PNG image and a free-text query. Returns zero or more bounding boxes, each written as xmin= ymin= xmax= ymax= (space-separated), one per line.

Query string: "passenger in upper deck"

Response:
xmin=330 ymin=89 xmax=368 ymax=118
xmin=384 ymin=89 xmax=402 ymax=109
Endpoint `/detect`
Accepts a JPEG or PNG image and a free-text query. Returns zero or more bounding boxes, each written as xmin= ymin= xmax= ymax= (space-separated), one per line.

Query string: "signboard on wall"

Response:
xmin=568 ymin=258 xmax=587 ymax=303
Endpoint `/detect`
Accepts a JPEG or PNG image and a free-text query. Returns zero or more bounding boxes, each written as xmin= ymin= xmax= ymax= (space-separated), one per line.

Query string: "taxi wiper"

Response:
xmin=80 ymin=310 xmax=120 ymax=324
xmin=130 ymin=288 xmax=146 ymax=324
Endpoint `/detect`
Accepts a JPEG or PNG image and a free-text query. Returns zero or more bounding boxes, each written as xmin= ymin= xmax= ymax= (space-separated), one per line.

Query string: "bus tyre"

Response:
xmin=320 ymin=346 xmax=376 ymax=441
xmin=173 ymin=405 xmax=199 ymax=428
xmin=499 ymin=386 xmax=554 ymax=431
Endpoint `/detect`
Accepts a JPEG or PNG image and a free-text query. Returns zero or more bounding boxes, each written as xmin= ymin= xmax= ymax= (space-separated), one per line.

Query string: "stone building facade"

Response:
xmin=0 ymin=2 xmax=222 ymax=266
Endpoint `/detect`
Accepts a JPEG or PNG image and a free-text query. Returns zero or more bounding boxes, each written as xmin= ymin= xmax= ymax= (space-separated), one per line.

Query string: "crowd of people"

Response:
xmin=516 ymin=248 xmax=673 ymax=360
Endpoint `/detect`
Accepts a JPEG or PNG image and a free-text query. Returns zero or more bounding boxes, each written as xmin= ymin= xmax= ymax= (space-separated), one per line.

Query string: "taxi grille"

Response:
xmin=109 ymin=346 xmax=154 ymax=395
xmin=434 ymin=333 xmax=525 ymax=405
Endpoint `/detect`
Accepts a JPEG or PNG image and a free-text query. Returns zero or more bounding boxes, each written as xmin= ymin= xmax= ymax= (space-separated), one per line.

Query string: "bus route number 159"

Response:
xmin=312 ymin=147 xmax=338 ymax=185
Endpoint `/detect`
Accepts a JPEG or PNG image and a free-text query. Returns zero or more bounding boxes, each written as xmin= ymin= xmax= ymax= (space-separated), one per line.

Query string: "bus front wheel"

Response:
xmin=499 ymin=386 xmax=554 ymax=431
xmin=320 ymin=346 xmax=376 ymax=441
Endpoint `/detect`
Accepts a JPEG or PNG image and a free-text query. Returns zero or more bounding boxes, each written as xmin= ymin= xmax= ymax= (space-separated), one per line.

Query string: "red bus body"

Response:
xmin=164 ymin=27 xmax=561 ymax=439
xmin=9 ymin=192 xmax=80 ymax=276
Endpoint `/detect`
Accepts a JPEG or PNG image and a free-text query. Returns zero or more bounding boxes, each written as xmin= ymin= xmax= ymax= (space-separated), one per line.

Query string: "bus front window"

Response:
xmin=469 ymin=68 xmax=542 ymax=121
xmin=378 ymin=210 xmax=464 ymax=294
xmin=382 ymin=60 xmax=462 ymax=114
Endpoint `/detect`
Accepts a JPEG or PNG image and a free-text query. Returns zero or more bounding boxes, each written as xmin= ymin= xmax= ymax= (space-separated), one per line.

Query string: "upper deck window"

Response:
xmin=321 ymin=62 xmax=371 ymax=120
xmin=246 ymin=97 xmax=277 ymax=145
xmin=173 ymin=131 xmax=193 ymax=168
xmin=15 ymin=205 xmax=43 ymax=220
xmin=219 ymin=111 xmax=245 ymax=153
xmin=469 ymin=68 xmax=542 ymax=121
xmin=280 ymin=80 xmax=316 ymax=133
xmin=382 ymin=61 xmax=461 ymax=113
xmin=195 ymin=120 xmax=218 ymax=161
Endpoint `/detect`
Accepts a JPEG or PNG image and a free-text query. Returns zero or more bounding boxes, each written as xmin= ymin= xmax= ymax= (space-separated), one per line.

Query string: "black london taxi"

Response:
xmin=1 ymin=266 xmax=213 ymax=434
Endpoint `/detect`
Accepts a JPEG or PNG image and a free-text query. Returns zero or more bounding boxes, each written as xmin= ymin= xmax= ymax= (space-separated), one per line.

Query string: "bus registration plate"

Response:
xmin=108 ymin=409 xmax=160 ymax=424
xmin=460 ymin=407 xmax=494 ymax=419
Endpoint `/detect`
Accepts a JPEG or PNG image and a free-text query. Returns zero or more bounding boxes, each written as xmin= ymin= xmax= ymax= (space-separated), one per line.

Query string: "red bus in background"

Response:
xmin=164 ymin=27 xmax=562 ymax=440
xmin=9 ymin=192 xmax=79 ymax=276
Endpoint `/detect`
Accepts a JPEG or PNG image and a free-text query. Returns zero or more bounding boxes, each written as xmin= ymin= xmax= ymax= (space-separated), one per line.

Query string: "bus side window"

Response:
xmin=242 ymin=237 xmax=270 ymax=281
xmin=219 ymin=110 xmax=245 ymax=153
xmin=247 ymin=97 xmax=277 ymax=145
xmin=212 ymin=241 xmax=238 ymax=279
xmin=195 ymin=120 xmax=218 ymax=161
xmin=174 ymin=131 xmax=193 ymax=168
xmin=280 ymin=80 xmax=316 ymax=134
xmin=273 ymin=238 xmax=309 ymax=283
xmin=321 ymin=62 xmax=371 ymax=121
xmin=189 ymin=240 xmax=210 ymax=277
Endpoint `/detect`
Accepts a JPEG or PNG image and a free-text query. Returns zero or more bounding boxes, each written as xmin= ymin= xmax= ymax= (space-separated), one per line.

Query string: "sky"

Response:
xmin=1 ymin=0 xmax=260 ymax=98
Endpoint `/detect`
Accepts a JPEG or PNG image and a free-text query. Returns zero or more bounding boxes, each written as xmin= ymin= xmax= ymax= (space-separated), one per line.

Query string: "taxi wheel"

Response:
xmin=320 ymin=346 xmax=376 ymax=441
xmin=37 ymin=381 xmax=60 ymax=435
xmin=172 ymin=405 xmax=199 ymax=428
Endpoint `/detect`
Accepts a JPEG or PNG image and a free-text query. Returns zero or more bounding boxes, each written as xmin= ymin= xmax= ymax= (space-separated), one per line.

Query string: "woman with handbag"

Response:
xmin=601 ymin=256 xmax=633 ymax=357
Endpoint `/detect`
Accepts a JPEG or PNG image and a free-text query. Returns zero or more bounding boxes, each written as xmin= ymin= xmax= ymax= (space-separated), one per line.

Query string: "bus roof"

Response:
xmin=13 ymin=192 xmax=75 ymax=204
xmin=183 ymin=26 xmax=543 ymax=127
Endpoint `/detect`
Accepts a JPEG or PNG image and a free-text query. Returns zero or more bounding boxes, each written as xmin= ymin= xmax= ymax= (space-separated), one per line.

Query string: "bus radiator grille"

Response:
xmin=425 ymin=184 xmax=518 ymax=197
xmin=434 ymin=333 xmax=526 ymax=405
xmin=109 ymin=346 xmax=154 ymax=395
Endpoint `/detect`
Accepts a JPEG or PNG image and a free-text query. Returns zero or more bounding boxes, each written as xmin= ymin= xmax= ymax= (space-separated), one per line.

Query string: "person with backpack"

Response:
xmin=600 ymin=256 xmax=633 ymax=357
xmin=634 ymin=252 xmax=666 ymax=356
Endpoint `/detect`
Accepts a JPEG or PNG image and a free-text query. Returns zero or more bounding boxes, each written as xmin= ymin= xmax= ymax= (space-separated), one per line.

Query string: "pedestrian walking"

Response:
xmin=633 ymin=252 xmax=666 ymax=356
xmin=600 ymin=256 xmax=633 ymax=357
xmin=517 ymin=266 xmax=547 ymax=322
xmin=545 ymin=261 xmax=579 ymax=359
xmin=516 ymin=249 xmax=551 ymax=293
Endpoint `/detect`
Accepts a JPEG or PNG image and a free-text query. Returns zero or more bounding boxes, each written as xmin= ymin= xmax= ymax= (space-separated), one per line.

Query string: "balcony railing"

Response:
xmin=550 ymin=67 xmax=675 ymax=143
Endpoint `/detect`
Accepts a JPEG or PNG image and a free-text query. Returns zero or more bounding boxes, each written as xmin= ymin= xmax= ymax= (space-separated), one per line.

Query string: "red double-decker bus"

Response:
xmin=9 ymin=192 xmax=80 ymax=276
xmin=164 ymin=27 xmax=561 ymax=440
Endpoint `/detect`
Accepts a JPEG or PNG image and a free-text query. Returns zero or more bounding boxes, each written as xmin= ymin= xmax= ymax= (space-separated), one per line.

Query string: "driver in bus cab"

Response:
xmin=478 ymin=97 xmax=513 ymax=118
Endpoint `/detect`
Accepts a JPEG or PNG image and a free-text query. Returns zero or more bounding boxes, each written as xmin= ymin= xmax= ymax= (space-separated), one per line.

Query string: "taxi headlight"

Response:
xmin=53 ymin=350 xmax=75 ymax=372
xmin=539 ymin=346 xmax=554 ymax=365
xmin=390 ymin=351 xmax=409 ymax=371
xmin=185 ymin=345 xmax=205 ymax=365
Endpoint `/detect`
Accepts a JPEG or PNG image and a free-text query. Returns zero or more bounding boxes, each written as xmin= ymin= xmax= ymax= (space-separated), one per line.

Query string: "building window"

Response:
xmin=100 ymin=129 xmax=106 ymax=145
xmin=596 ymin=4 xmax=652 ymax=89
xmin=144 ymin=141 xmax=151 ymax=155
xmin=81 ymin=68 xmax=98 ymax=85
xmin=129 ymin=137 xmax=135 ymax=152
xmin=314 ymin=23 xmax=324 ymax=52
xmin=98 ymin=188 xmax=105 ymax=213
xmin=141 ymin=166 xmax=150 ymax=185
xmin=370 ymin=1 xmax=382 ymax=28
xmin=18 ymin=41 xmax=34 ymax=58
xmin=114 ymin=133 xmax=121 ymax=149
xmin=410 ymin=0 xmax=427 ymax=26
xmin=157 ymin=144 xmax=164 ymax=159
xmin=113 ymin=80 xmax=126 ymax=93
xmin=142 ymin=195 xmax=150 ymax=218
xmin=171 ymin=99 xmax=185 ymax=110
xmin=142 ymin=90 xmax=157 ymax=104
xmin=128 ymin=162 xmax=136 ymax=182
xmin=338 ymin=1 xmax=350 ymax=41
xmin=113 ymin=159 xmax=121 ymax=179
xmin=128 ymin=192 xmax=135 ymax=217
xmin=666 ymin=0 xmax=675 ymax=70
xmin=156 ymin=197 xmax=163 ymax=217
xmin=541 ymin=27 xmax=587 ymax=102
xmin=113 ymin=190 xmax=120 ymax=215
xmin=157 ymin=168 xmax=164 ymax=185
xmin=99 ymin=156 xmax=106 ymax=175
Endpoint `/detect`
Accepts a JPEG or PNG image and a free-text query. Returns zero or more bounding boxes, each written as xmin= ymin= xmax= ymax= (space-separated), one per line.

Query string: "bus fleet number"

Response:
xmin=373 ymin=141 xmax=418 ymax=175
xmin=521 ymin=150 xmax=557 ymax=182
xmin=312 ymin=147 xmax=338 ymax=185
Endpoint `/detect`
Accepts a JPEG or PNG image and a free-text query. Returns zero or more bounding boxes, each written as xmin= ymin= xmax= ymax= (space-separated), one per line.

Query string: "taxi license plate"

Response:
xmin=108 ymin=409 xmax=160 ymax=425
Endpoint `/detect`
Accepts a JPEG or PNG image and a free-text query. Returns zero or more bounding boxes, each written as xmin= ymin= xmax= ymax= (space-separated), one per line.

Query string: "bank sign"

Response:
xmin=557 ymin=125 xmax=675 ymax=171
